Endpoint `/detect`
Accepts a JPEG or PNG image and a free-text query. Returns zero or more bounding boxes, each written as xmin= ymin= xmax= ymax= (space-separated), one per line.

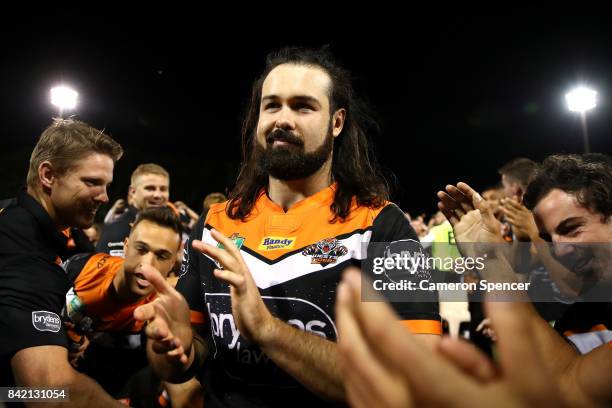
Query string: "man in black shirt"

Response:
xmin=0 ymin=119 xmax=125 ymax=407
xmin=96 ymin=163 xmax=170 ymax=257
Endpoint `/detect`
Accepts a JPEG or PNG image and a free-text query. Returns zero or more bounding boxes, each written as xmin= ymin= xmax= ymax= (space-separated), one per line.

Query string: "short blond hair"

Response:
xmin=202 ymin=192 xmax=227 ymax=212
xmin=130 ymin=163 xmax=170 ymax=186
xmin=27 ymin=118 xmax=123 ymax=188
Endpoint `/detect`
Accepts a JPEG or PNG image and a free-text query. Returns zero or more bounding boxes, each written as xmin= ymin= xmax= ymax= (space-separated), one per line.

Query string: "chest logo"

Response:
xmin=302 ymin=238 xmax=348 ymax=266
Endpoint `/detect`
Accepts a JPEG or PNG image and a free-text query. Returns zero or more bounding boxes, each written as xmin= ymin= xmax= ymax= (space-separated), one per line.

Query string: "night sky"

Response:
xmin=2 ymin=14 xmax=611 ymax=219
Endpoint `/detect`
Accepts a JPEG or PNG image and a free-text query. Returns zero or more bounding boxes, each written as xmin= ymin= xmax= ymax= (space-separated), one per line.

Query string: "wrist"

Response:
xmin=255 ymin=315 xmax=279 ymax=346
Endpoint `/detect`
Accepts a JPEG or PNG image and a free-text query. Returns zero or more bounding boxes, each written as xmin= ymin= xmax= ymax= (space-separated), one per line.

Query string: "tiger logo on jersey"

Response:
xmin=302 ymin=238 xmax=348 ymax=266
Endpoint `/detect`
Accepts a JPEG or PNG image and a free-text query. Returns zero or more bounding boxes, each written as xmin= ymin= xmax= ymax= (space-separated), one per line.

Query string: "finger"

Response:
xmin=166 ymin=342 xmax=188 ymax=364
xmin=437 ymin=191 xmax=465 ymax=218
xmin=475 ymin=318 xmax=490 ymax=332
xmin=445 ymin=184 xmax=474 ymax=214
xmin=456 ymin=182 xmax=483 ymax=208
xmin=149 ymin=328 xmax=184 ymax=355
xmin=336 ymin=280 xmax=412 ymax=408
xmin=137 ymin=263 xmax=175 ymax=297
xmin=501 ymin=206 xmax=522 ymax=220
xmin=438 ymin=201 xmax=459 ymax=226
xmin=342 ymin=269 xmax=472 ymax=399
xmin=146 ymin=318 xmax=171 ymax=342
xmin=192 ymin=239 xmax=238 ymax=272
xmin=210 ymin=229 xmax=242 ymax=258
xmin=134 ymin=302 xmax=157 ymax=322
xmin=214 ymin=269 xmax=246 ymax=291
xmin=485 ymin=301 xmax=547 ymax=389
xmin=501 ymin=207 xmax=519 ymax=219
xmin=437 ymin=337 xmax=497 ymax=382
xmin=504 ymin=215 xmax=520 ymax=226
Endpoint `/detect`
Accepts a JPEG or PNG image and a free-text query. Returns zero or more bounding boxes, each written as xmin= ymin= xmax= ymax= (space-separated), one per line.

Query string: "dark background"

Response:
xmin=2 ymin=14 xmax=611 ymax=219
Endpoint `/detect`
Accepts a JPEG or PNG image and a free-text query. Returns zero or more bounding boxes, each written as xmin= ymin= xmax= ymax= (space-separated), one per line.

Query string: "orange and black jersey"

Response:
xmin=63 ymin=253 xmax=154 ymax=398
xmin=64 ymin=253 xmax=154 ymax=333
xmin=176 ymin=185 xmax=440 ymax=408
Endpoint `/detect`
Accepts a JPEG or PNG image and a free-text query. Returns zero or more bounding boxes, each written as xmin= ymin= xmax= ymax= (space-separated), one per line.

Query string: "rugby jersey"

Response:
xmin=177 ymin=185 xmax=440 ymax=407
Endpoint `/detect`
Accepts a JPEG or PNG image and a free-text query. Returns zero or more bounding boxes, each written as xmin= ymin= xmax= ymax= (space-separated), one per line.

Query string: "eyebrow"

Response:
xmin=135 ymin=241 xmax=173 ymax=256
xmin=262 ymin=95 xmax=321 ymax=107
xmin=555 ymin=217 xmax=585 ymax=233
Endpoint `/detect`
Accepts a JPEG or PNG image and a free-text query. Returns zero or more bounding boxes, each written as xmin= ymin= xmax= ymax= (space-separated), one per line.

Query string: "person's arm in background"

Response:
xmin=174 ymin=201 xmax=200 ymax=230
xmin=103 ymin=199 xmax=126 ymax=224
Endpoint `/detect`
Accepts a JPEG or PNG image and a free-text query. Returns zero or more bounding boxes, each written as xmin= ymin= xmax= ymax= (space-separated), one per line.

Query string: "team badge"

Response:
xmin=302 ymin=238 xmax=348 ymax=266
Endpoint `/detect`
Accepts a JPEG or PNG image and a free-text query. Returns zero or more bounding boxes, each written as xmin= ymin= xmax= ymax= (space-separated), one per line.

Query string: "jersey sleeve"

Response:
xmin=0 ymin=256 xmax=70 ymax=358
xmin=369 ymin=204 xmax=441 ymax=335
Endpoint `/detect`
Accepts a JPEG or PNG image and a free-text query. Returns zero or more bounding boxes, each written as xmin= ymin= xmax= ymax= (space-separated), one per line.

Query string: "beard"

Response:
xmin=255 ymin=125 xmax=334 ymax=181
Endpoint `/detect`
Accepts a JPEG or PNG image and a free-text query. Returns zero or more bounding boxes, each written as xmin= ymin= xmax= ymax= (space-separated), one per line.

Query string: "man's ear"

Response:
xmin=38 ymin=161 xmax=56 ymax=189
xmin=332 ymin=108 xmax=346 ymax=138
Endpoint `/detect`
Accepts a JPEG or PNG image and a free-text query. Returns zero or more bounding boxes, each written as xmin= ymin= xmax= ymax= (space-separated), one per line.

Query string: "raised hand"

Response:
xmin=437 ymin=182 xmax=505 ymax=260
xmin=192 ymin=229 xmax=275 ymax=344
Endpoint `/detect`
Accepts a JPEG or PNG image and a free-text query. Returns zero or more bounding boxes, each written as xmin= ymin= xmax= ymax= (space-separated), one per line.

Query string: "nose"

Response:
xmin=552 ymin=236 xmax=576 ymax=258
xmin=141 ymin=252 xmax=156 ymax=267
xmin=95 ymin=188 xmax=109 ymax=204
xmin=274 ymin=106 xmax=296 ymax=131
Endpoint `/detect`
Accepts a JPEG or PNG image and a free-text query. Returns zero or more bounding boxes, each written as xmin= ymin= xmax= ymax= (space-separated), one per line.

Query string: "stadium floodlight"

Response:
xmin=50 ymin=85 xmax=78 ymax=117
xmin=565 ymin=86 xmax=597 ymax=153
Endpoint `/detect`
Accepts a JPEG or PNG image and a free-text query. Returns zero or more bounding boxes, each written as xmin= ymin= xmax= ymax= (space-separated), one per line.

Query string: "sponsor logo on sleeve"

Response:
xmin=32 ymin=311 xmax=62 ymax=333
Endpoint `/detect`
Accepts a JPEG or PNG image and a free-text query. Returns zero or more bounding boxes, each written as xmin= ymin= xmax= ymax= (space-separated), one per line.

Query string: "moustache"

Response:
xmin=266 ymin=129 xmax=303 ymax=147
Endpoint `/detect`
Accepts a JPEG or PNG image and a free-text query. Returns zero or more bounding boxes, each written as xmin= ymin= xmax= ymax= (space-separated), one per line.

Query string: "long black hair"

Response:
xmin=227 ymin=46 xmax=389 ymax=222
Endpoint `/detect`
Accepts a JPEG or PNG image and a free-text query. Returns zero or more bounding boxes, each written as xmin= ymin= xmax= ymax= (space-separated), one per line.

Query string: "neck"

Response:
xmin=267 ymin=158 xmax=333 ymax=211
xmin=26 ymin=185 xmax=66 ymax=230
xmin=112 ymin=265 xmax=141 ymax=304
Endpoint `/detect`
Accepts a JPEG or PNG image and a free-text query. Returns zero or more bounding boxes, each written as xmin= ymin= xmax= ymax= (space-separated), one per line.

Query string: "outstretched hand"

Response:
xmin=133 ymin=263 xmax=193 ymax=366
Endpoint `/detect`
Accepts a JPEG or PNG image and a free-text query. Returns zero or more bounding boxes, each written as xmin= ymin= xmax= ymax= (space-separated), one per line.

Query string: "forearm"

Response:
xmin=508 ymin=240 xmax=536 ymax=276
xmin=42 ymin=372 xmax=125 ymax=408
xmin=560 ymin=344 xmax=612 ymax=407
xmin=258 ymin=318 xmax=345 ymax=402
xmin=526 ymin=306 xmax=578 ymax=375
xmin=17 ymin=369 xmax=124 ymax=408
xmin=13 ymin=346 xmax=124 ymax=408
xmin=532 ymin=238 xmax=582 ymax=297
xmin=163 ymin=378 xmax=204 ymax=408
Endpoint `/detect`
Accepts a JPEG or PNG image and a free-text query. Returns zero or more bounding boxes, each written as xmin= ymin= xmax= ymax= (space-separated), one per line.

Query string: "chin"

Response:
xmin=72 ymin=217 xmax=94 ymax=230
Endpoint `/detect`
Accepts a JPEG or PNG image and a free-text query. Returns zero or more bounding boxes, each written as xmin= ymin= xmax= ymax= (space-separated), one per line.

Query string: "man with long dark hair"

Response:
xmin=135 ymin=46 xmax=441 ymax=407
